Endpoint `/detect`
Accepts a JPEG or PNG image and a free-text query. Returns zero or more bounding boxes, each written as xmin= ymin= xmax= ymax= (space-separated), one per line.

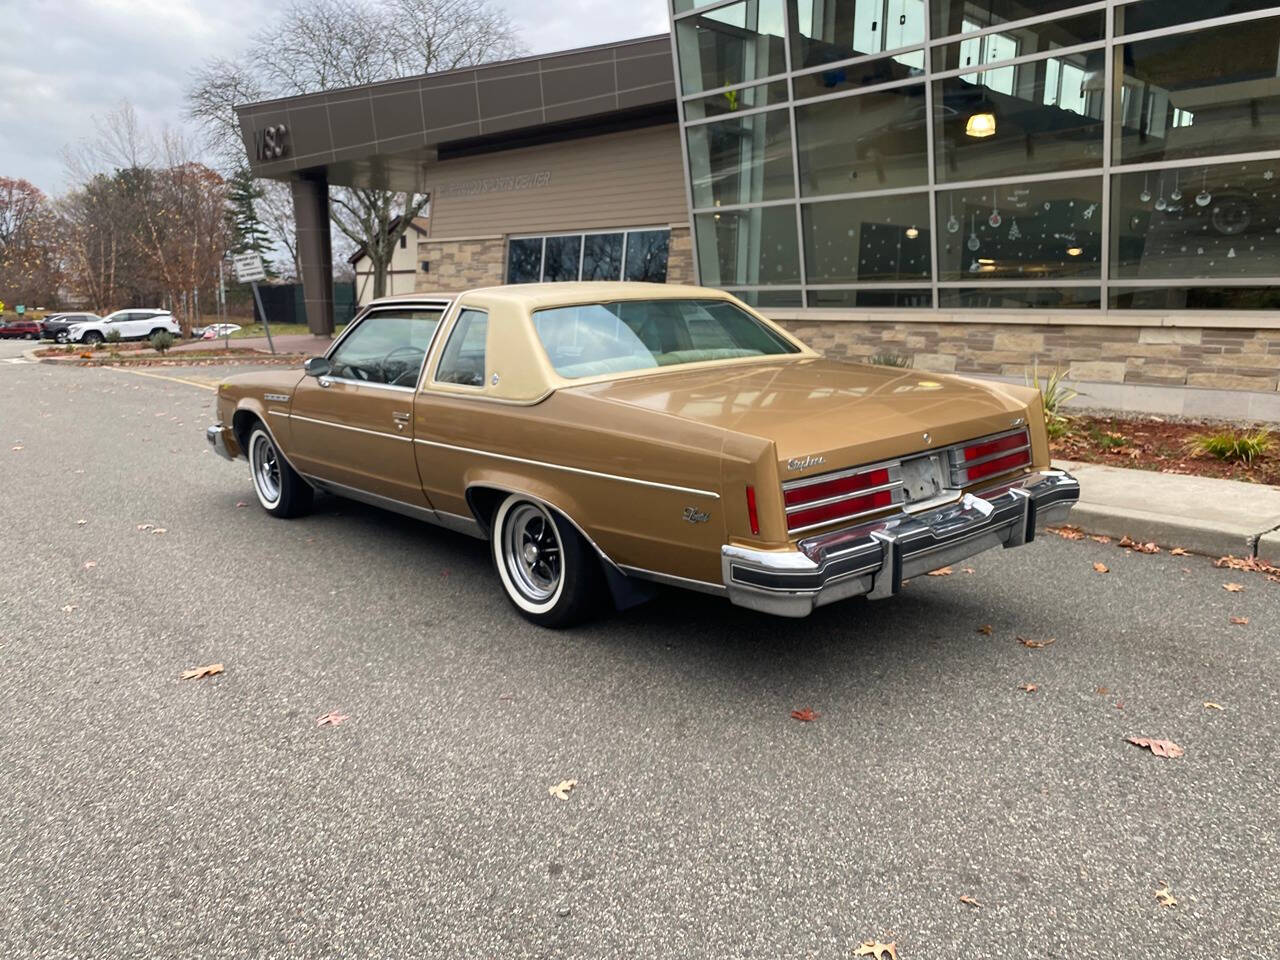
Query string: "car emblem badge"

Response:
xmin=787 ymin=454 xmax=826 ymax=471
xmin=682 ymin=507 xmax=711 ymax=524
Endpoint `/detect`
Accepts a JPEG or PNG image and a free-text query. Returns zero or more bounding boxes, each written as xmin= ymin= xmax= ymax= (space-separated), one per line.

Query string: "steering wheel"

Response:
xmin=379 ymin=345 xmax=427 ymax=386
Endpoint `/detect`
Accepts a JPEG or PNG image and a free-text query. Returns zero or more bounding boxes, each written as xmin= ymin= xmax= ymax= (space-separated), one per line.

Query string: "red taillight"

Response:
xmin=783 ymin=467 xmax=890 ymax=508
xmin=786 ymin=488 xmax=895 ymax=531
xmin=745 ymin=485 xmax=760 ymax=535
xmin=955 ymin=430 xmax=1031 ymax=484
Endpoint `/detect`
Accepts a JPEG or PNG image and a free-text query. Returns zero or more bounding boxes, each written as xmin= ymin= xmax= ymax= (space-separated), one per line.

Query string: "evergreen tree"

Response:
xmin=226 ymin=166 xmax=274 ymax=274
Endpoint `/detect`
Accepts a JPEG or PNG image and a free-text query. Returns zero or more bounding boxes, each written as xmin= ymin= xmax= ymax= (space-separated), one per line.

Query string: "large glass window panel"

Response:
xmin=676 ymin=0 xmax=788 ymax=94
xmin=684 ymin=80 xmax=789 ymax=120
xmin=1110 ymin=286 xmax=1280 ymax=310
xmin=1111 ymin=159 xmax=1280 ymax=281
xmin=695 ymin=206 xmax=802 ymax=285
xmin=788 ymin=0 xmax=926 ymax=71
xmin=802 ymin=193 xmax=932 ymax=282
xmin=624 ymin=230 xmax=671 ymax=282
xmin=932 ymin=0 xmax=1093 ymax=41
xmin=935 ymin=177 xmax=1103 ymax=281
xmin=933 ymin=52 xmax=1105 ymax=181
xmin=1115 ymin=17 xmax=1280 ymax=166
xmin=931 ymin=12 xmax=1103 ymax=73
xmin=938 ymin=287 xmax=1101 ymax=308
xmin=796 ymin=85 xmax=929 ymax=195
xmin=542 ymin=234 xmax=582 ymax=282
xmin=687 ymin=108 xmax=795 ymax=209
xmin=582 ymin=233 xmax=624 ymax=280
xmin=1117 ymin=0 xmax=1280 ymax=35
xmin=808 ymin=288 xmax=933 ymax=306
xmin=506 ymin=238 xmax=543 ymax=284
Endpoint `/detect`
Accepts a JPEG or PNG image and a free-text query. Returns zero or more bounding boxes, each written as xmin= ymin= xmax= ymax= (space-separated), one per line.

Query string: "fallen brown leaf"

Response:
xmin=976 ymin=624 xmax=993 ymax=635
xmin=1223 ymin=582 xmax=1245 ymax=593
xmin=1127 ymin=736 xmax=1184 ymax=759
xmin=180 ymin=663 xmax=224 ymax=680
xmin=1019 ymin=683 xmax=1038 ymax=693
xmin=152 ymin=528 xmax=167 ymax=535
xmin=1048 ymin=525 xmax=1085 ymax=540
xmin=1018 ymin=636 xmax=1057 ymax=649
xmin=136 ymin=523 xmax=153 ymax=531
xmin=315 ymin=711 xmax=349 ymax=726
xmin=1088 ymin=534 xmax=1112 ymax=544
xmin=82 ymin=561 xmax=97 ymax=570
xmin=961 ymin=567 xmax=975 ymax=574
xmin=853 ymin=941 xmax=898 ymax=960
xmin=1119 ymin=536 xmax=1160 ymax=554
xmin=1215 ymin=554 xmax=1280 ymax=576
xmin=958 ymin=895 xmax=981 ymax=908
xmin=235 ymin=501 xmax=248 ymax=508
xmin=549 ymin=778 xmax=577 ymax=801
xmin=1093 ymin=562 xmax=1109 ymax=574
xmin=1228 ymin=616 xmax=1249 ymax=626
xmin=1155 ymin=885 xmax=1177 ymax=908
xmin=1170 ymin=547 xmax=1189 ymax=556
xmin=927 ymin=566 xmax=953 ymax=577
xmin=790 ymin=707 xmax=819 ymax=723
xmin=1203 ymin=701 xmax=1225 ymax=711
xmin=61 ymin=604 xmax=76 ymax=613
xmin=10 ymin=445 xmax=23 ymax=451
xmin=1096 ymin=686 xmax=1110 ymax=695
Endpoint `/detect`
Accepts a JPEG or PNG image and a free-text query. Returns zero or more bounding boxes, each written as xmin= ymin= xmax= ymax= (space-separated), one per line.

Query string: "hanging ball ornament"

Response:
xmin=967 ymin=234 xmax=980 ymax=252
xmin=1196 ymin=191 xmax=1213 ymax=207
xmin=947 ymin=215 xmax=960 ymax=234
xmin=989 ymin=211 xmax=1002 ymax=228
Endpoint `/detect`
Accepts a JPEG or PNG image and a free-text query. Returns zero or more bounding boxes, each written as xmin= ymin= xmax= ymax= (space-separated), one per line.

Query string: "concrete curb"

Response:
xmin=1054 ymin=460 xmax=1280 ymax=560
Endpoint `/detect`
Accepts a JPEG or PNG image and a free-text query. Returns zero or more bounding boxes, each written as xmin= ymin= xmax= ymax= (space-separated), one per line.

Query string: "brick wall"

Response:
xmin=773 ymin=319 xmax=1280 ymax=394
xmin=416 ymin=237 xmax=505 ymax=292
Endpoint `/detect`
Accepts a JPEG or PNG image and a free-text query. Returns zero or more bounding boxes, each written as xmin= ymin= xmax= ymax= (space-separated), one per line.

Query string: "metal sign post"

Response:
xmin=231 ymin=253 xmax=274 ymax=355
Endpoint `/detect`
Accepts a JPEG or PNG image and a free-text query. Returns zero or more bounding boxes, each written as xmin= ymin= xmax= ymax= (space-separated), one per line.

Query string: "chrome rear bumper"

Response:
xmin=722 ymin=469 xmax=1079 ymax=617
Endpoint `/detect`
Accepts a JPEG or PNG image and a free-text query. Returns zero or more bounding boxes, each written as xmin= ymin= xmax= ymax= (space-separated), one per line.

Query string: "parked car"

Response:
xmin=206 ymin=285 xmax=1079 ymax=627
xmin=195 ymin=323 xmax=241 ymax=339
xmin=42 ymin=312 xmax=103 ymax=343
xmin=0 ymin=319 xmax=42 ymax=340
xmin=65 ymin=309 xmax=179 ymax=344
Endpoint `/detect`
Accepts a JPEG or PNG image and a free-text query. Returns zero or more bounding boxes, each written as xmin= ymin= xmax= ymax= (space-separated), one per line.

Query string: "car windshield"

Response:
xmin=531 ymin=299 xmax=800 ymax=379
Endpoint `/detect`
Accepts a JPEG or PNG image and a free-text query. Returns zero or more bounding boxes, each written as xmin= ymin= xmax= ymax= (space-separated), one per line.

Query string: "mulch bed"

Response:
xmin=1051 ymin=414 xmax=1280 ymax=486
xmin=35 ymin=346 xmax=306 ymax=366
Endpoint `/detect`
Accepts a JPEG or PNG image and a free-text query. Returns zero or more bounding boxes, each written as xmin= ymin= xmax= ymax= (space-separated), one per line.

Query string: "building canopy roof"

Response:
xmin=235 ymin=35 xmax=676 ymax=193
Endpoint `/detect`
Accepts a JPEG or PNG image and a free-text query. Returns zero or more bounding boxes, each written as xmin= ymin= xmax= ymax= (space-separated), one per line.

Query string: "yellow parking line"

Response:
xmin=100 ymin=366 xmax=218 ymax=391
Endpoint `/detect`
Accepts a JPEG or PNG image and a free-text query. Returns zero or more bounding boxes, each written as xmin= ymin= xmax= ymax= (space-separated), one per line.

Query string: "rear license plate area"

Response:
xmin=900 ymin=454 xmax=947 ymax=504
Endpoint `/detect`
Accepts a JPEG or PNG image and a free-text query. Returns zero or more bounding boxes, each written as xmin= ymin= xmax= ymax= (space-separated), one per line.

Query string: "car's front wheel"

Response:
xmin=491 ymin=495 xmax=602 ymax=628
xmin=81 ymin=331 xmax=103 ymax=345
xmin=247 ymin=425 xmax=313 ymax=518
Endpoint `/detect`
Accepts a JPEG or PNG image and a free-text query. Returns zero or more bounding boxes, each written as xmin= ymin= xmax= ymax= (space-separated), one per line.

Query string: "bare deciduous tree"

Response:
xmin=187 ymin=0 xmax=521 ymax=301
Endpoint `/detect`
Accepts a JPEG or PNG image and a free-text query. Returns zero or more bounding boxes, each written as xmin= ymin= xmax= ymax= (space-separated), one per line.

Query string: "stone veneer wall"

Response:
xmin=665 ymin=225 xmax=693 ymax=284
xmin=416 ymin=236 xmax=506 ymax=292
xmin=772 ymin=318 xmax=1280 ymax=394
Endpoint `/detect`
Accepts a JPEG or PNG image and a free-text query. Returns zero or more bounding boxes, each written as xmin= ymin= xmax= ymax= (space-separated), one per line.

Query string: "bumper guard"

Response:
xmin=722 ymin=469 xmax=1079 ymax=617
xmin=206 ymin=424 xmax=238 ymax=461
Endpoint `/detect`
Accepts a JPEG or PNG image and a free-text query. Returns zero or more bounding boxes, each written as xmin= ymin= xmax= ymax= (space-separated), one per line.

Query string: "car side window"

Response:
xmin=327 ymin=309 xmax=443 ymax=386
xmin=435 ymin=309 xmax=488 ymax=387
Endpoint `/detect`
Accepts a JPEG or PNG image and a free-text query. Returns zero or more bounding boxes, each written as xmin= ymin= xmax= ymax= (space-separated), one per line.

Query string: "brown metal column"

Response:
xmin=291 ymin=172 xmax=334 ymax=336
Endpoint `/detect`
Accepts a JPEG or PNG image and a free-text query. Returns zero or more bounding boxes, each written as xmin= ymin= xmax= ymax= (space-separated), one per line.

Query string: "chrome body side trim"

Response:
xmin=302 ymin=475 xmax=440 ymax=525
xmin=722 ymin=469 xmax=1080 ymax=617
xmin=288 ymin=412 xmax=412 ymax=442
xmin=433 ymin=509 xmax=486 ymax=540
xmin=418 ymin=437 xmax=721 ymax=499
xmin=616 ymin=564 xmax=727 ymax=596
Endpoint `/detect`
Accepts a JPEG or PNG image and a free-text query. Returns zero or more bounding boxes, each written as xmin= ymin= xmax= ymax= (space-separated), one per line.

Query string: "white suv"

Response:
xmin=66 ymin=309 xmax=180 ymax=344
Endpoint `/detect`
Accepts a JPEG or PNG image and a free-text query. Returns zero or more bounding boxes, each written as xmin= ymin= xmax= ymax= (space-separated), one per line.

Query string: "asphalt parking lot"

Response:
xmin=1 ymin=356 xmax=1277 ymax=959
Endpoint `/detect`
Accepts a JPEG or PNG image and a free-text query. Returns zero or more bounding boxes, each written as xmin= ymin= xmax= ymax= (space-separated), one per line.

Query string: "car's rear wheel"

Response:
xmin=247 ymin=425 xmax=313 ymax=518
xmin=55 ymin=331 xmax=68 ymax=343
xmin=491 ymin=494 xmax=601 ymax=628
xmin=82 ymin=331 xmax=103 ymax=345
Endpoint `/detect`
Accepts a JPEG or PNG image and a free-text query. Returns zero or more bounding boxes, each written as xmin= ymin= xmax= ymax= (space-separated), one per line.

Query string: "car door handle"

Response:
xmin=392 ymin=411 xmax=410 ymax=430
xmin=317 ymin=377 xmax=332 ymax=388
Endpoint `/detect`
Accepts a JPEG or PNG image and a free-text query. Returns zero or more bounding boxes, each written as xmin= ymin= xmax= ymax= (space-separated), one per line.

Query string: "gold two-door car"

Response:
xmin=207 ymin=283 xmax=1079 ymax=626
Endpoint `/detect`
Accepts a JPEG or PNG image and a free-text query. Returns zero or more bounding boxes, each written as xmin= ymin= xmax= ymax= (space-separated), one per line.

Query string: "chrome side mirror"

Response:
xmin=303 ymin=356 xmax=331 ymax=378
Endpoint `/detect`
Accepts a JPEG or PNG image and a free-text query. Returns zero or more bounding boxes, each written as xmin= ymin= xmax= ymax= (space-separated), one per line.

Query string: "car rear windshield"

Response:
xmin=531 ymin=299 xmax=800 ymax=379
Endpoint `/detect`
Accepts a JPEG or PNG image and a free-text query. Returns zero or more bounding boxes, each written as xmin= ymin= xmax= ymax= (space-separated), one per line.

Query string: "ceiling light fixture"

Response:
xmin=905 ymin=226 xmax=920 ymax=239
xmin=966 ymin=112 xmax=997 ymax=138
xmin=1067 ymin=246 xmax=1083 ymax=257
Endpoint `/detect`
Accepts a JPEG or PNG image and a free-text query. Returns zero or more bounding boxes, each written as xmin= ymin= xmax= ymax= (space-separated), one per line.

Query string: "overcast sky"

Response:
xmin=1 ymin=0 xmax=669 ymax=195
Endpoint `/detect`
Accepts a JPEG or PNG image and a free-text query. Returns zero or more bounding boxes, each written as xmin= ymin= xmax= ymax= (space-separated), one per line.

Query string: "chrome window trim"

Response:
xmin=321 ymin=298 xmax=453 ymax=387
xmin=418 ymin=437 xmax=721 ymax=499
xmin=431 ymin=305 xmax=490 ymax=390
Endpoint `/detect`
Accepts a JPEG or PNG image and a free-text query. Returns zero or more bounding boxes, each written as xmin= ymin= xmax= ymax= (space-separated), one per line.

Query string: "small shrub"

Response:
xmin=150 ymin=330 xmax=174 ymax=354
xmin=869 ymin=353 xmax=911 ymax=367
xmin=92 ymin=340 xmax=103 ymax=352
xmin=1026 ymin=364 xmax=1077 ymax=437
xmin=105 ymin=328 xmax=121 ymax=343
xmin=1188 ymin=429 xmax=1272 ymax=464
xmin=1087 ymin=426 xmax=1128 ymax=450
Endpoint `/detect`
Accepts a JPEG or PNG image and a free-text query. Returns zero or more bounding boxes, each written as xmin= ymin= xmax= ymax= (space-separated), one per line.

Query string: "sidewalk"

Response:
xmin=1055 ymin=459 xmax=1280 ymax=561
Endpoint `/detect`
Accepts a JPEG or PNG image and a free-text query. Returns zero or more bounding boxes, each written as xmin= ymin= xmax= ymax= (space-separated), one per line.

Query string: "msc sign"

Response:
xmin=254 ymin=124 xmax=289 ymax=162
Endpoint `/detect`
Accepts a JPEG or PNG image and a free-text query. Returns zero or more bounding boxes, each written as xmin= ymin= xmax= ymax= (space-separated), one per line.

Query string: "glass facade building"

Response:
xmin=671 ymin=0 xmax=1280 ymax=310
